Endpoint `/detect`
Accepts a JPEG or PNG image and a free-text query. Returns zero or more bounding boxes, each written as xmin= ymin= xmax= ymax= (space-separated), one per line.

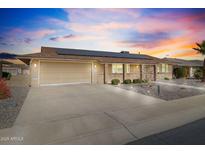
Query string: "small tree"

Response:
xmin=174 ymin=67 xmax=188 ymax=78
xmin=194 ymin=68 xmax=203 ymax=79
xmin=193 ymin=41 xmax=205 ymax=82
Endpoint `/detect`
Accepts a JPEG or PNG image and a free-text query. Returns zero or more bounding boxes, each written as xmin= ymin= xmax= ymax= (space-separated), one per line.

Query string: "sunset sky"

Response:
xmin=0 ymin=8 xmax=205 ymax=60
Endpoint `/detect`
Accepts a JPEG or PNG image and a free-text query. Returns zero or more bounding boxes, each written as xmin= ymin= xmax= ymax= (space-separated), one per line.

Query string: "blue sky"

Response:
xmin=0 ymin=8 xmax=205 ymax=59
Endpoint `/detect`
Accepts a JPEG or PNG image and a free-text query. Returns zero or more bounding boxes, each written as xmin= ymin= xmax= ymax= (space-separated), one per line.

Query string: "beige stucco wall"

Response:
xmin=30 ymin=59 xmax=40 ymax=87
xmin=92 ymin=63 xmax=104 ymax=84
xmin=156 ymin=64 xmax=173 ymax=80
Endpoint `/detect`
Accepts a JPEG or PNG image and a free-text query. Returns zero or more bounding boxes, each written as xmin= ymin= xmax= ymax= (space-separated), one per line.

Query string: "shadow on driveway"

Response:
xmin=127 ymin=118 xmax=205 ymax=145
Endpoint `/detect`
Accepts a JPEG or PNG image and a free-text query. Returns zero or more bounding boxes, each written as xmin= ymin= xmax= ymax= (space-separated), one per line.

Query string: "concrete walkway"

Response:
xmin=1 ymin=84 xmax=205 ymax=144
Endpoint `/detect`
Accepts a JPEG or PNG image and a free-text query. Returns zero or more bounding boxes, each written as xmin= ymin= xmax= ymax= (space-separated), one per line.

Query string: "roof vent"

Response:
xmin=120 ymin=51 xmax=129 ymax=54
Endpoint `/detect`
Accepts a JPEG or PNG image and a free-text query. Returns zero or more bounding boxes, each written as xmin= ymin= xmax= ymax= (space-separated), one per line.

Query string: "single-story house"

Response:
xmin=163 ymin=58 xmax=203 ymax=78
xmin=17 ymin=47 xmax=173 ymax=87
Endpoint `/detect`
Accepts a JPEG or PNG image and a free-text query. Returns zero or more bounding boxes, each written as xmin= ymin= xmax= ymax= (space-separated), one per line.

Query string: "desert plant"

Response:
xmin=2 ymin=72 xmax=12 ymax=80
xmin=111 ymin=79 xmax=120 ymax=85
xmin=0 ymin=79 xmax=11 ymax=99
xmin=193 ymin=41 xmax=205 ymax=82
xmin=133 ymin=79 xmax=142 ymax=84
xmin=164 ymin=77 xmax=169 ymax=80
xmin=123 ymin=79 xmax=132 ymax=84
xmin=194 ymin=69 xmax=203 ymax=79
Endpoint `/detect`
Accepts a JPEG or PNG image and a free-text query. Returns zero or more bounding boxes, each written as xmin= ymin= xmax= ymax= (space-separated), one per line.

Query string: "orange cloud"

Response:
xmin=171 ymin=50 xmax=199 ymax=58
xmin=146 ymin=50 xmax=171 ymax=56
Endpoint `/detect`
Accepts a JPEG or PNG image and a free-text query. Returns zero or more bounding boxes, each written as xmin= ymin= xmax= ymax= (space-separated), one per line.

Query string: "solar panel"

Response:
xmin=45 ymin=47 xmax=152 ymax=60
xmin=0 ymin=53 xmax=17 ymax=59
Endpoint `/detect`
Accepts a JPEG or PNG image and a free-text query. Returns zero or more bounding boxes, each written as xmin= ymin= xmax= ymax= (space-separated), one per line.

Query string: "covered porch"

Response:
xmin=102 ymin=63 xmax=157 ymax=84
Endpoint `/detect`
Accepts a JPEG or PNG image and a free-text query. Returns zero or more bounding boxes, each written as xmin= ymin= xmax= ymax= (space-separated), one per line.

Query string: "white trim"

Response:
xmin=91 ymin=62 xmax=93 ymax=84
xmin=38 ymin=60 xmax=40 ymax=87
xmin=40 ymin=82 xmax=91 ymax=87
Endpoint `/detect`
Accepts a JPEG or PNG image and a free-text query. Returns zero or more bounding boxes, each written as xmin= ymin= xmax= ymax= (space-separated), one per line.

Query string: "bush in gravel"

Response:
xmin=142 ymin=79 xmax=148 ymax=83
xmin=123 ymin=79 xmax=132 ymax=84
xmin=2 ymin=72 xmax=12 ymax=80
xmin=133 ymin=79 xmax=142 ymax=84
xmin=194 ymin=69 xmax=203 ymax=79
xmin=111 ymin=79 xmax=120 ymax=85
xmin=0 ymin=79 xmax=11 ymax=99
xmin=164 ymin=77 xmax=169 ymax=80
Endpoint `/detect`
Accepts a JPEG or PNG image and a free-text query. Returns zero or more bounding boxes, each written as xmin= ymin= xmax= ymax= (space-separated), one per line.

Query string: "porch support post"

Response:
xmin=154 ymin=64 xmax=157 ymax=81
xmin=104 ymin=63 xmax=109 ymax=84
xmin=140 ymin=64 xmax=142 ymax=80
xmin=91 ymin=62 xmax=94 ymax=84
xmin=189 ymin=66 xmax=192 ymax=78
xmin=0 ymin=60 xmax=2 ymax=78
xmin=123 ymin=64 xmax=125 ymax=82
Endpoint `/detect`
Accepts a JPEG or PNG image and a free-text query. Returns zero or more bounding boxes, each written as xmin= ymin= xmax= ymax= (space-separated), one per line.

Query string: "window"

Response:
xmin=126 ymin=64 xmax=130 ymax=73
xmin=157 ymin=65 xmax=160 ymax=73
xmin=112 ymin=64 xmax=123 ymax=73
xmin=162 ymin=64 xmax=166 ymax=73
xmin=166 ymin=64 xmax=169 ymax=73
xmin=161 ymin=64 xmax=169 ymax=73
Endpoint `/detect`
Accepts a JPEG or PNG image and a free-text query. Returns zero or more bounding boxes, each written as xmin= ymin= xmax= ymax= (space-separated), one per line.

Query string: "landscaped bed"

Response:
xmin=0 ymin=86 xmax=30 ymax=129
xmin=115 ymin=83 xmax=205 ymax=101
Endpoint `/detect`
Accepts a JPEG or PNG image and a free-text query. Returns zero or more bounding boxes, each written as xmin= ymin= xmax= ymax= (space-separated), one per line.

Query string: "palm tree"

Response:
xmin=193 ymin=40 xmax=205 ymax=82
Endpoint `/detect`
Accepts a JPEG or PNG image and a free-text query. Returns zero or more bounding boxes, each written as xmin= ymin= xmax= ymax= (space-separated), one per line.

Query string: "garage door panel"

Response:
xmin=40 ymin=61 xmax=91 ymax=85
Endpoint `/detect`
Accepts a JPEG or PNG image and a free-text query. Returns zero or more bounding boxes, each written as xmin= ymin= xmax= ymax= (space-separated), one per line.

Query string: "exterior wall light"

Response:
xmin=34 ymin=63 xmax=37 ymax=68
xmin=94 ymin=65 xmax=97 ymax=68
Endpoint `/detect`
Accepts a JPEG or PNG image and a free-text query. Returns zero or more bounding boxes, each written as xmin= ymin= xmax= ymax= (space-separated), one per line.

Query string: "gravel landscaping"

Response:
xmin=0 ymin=86 xmax=30 ymax=129
xmin=116 ymin=83 xmax=205 ymax=101
xmin=158 ymin=79 xmax=205 ymax=88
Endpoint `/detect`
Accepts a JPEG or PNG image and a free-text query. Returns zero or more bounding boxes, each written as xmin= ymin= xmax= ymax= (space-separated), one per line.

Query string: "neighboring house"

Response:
xmin=3 ymin=63 xmax=29 ymax=76
xmin=0 ymin=53 xmax=29 ymax=77
xmin=17 ymin=47 xmax=172 ymax=87
xmin=163 ymin=58 xmax=203 ymax=78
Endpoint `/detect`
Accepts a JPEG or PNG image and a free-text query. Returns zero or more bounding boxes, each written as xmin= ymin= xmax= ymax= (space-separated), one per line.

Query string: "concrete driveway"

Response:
xmin=1 ymin=84 xmax=205 ymax=144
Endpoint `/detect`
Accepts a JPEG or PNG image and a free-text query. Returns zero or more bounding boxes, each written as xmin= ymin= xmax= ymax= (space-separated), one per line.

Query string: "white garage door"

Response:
xmin=40 ymin=61 xmax=92 ymax=86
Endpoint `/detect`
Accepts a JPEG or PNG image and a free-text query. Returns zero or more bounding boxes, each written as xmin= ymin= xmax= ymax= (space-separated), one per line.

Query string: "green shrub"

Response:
xmin=164 ymin=77 xmax=169 ymax=80
xmin=2 ymin=72 xmax=12 ymax=80
xmin=194 ymin=69 xmax=203 ymax=79
xmin=174 ymin=67 xmax=188 ymax=78
xmin=143 ymin=79 xmax=148 ymax=83
xmin=133 ymin=79 xmax=142 ymax=84
xmin=123 ymin=79 xmax=132 ymax=84
xmin=111 ymin=79 xmax=120 ymax=85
